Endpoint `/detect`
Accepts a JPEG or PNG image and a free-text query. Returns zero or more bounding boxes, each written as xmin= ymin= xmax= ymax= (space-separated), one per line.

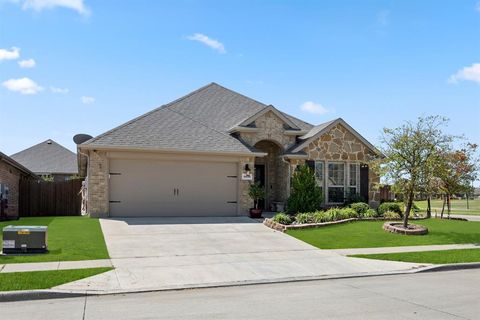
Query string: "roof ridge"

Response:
xmin=11 ymin=139 xmax=75 ymax=157
xmin=209 ymin=82 xmax=268 ymax=109
xmin=84 ymin=83 xmax=217 ymax=145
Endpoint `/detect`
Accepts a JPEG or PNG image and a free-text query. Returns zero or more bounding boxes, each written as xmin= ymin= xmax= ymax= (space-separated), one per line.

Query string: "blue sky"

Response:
xmin=1 ymin=0 xmax=479 ymax=159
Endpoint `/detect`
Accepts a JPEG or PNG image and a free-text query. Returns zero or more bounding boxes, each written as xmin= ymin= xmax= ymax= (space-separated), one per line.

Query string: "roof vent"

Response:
xmin=46 ymin=140 xmax=52 ymax=145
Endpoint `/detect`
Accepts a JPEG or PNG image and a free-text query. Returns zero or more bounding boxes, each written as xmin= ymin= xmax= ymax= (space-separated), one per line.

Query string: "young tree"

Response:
xmin=287 ymin=164 xmax=323 ymax=214
xmin=376 ymin=116 xmax=453 ymax=228
xmin=435 ymin=143 xmax=478 ymax=218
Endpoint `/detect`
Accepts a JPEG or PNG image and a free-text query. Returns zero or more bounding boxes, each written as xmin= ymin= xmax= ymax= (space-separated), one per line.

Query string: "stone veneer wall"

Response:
xmin=239 ymin=111 xmax=296 ymax=150
xmin=302 ymin=123 xmax=379 ymax=203
xmin=87 ymin=150 xmax=109 ymax=217
xmin=239 ymin=157 xmax=254 ymax=213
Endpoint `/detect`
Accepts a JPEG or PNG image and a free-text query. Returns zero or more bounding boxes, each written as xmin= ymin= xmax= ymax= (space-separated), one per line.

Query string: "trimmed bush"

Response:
xmin=378 ymin=202 xmax=403 ymax=216
xmin=295 ymin=212 xmax=314 ymax=224
xmin=272 ymin=213 xmax=292 ymax=225
xmin=349 ymin=202 xmax=370 ymax=217
xmin=384 ymin=210 xmax=401 ymax=219
xmin=312 ymin=211 xmax=329 ymax=223
xmin=340 ymin=207 xmax=358 ymax=219
xmin=364 ymin=208 xmax=378 ymax=218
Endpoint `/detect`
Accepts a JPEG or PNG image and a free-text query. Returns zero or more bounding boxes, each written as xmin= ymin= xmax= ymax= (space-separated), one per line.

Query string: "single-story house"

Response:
xmin=78 ymin=83 xmax=381 ymax=218
xmin=11 ymin=139 xmax=78 ymax=182
xmin=0 ymin=151 xmax=37 ymax=219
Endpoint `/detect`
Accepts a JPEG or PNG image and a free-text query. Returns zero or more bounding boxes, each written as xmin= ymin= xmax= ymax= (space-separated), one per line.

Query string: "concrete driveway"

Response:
xmin=55 ymin=217 xmax=425 ymax=293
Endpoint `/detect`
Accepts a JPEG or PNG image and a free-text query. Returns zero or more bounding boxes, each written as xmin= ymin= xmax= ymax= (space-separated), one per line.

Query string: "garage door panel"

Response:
xmin=109 ymin=159 xmax=238 ymax=217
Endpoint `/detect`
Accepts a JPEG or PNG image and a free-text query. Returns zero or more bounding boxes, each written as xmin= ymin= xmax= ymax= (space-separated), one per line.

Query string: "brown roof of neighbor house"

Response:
xmin=10 ymin=140 xmax=78 ymax=175
xmin=81 ymin=83 xmax=377 ymax=156
xmin=0 ymin=151 xmax=37 ymax=177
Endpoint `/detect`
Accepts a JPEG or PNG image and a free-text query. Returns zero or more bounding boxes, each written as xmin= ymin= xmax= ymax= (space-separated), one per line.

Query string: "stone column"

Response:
xmin=87 ymin=150 xmax=109 ymax=217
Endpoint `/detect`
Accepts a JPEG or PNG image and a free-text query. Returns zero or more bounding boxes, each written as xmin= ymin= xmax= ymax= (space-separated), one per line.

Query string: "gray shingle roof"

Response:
xmin=83 ymin=83 xmax=315 ymax=153
xmin=0 ymin=151 xmax=37 ymax=177
xmin=10 ymin=140 xmax=78 ymax=175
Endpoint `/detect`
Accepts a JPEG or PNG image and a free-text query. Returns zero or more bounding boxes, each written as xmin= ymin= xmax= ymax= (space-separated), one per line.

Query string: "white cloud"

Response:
xmin=300 ymin=101 xmax=329 ymax=115
xmin=0 ymin=47 xmax=20 ymax=60
xmin=2 ymin=77 xmax=44 ymax=94
xmin=18 ymin=58 xmax=36 ymax=68
xmin=377 ymin=9 xmax=390 ymax=26
xmin=18 ymin=0 xmax=90 ymax=15
xmin=81 ymin=95 xmax=95 ymax=104
xmin=187 ymin=33 xmax=226 ymax=54
xmin=449 ymin=63 xmax=480 ymax=84
xmin=50 ymin=86 xmax=69 ymax=94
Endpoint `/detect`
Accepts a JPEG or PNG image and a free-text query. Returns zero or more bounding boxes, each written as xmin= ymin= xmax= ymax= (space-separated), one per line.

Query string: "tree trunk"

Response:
xmin=426 ymin=196 xmax=431 ymax=218
xmin=447 ymin=194 xmax=451 ymax=217
xmin=403 ymin=189 xmax=414 ymax=228
xmin=441 ymin=195 xmax=446 ymax=219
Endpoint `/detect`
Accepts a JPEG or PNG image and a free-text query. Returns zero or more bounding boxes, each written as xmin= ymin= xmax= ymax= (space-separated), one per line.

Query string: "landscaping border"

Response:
xmin=263 ymin=217 xmax=428 ymax=232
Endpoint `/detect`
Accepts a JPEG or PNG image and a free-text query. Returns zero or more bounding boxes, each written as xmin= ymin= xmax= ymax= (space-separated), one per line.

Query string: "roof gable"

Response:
xmin=292 ymin=118 xmax=380 ymax=155
xmin=233 ymin=105 xmax=300 ymax=131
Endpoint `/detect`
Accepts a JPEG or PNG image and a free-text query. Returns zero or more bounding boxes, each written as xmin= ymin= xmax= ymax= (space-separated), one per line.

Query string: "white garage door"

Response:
xmin=109 ymin=159 xmax=238 ymax=217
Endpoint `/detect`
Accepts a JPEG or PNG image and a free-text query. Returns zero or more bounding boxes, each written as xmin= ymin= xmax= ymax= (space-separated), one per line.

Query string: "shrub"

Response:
xmin=378 ymin=202 xmax=403 ymax=216
xmin=340 ymin=207 xmax=358 ymax=219
xmin=350 ymin=202 xmax=370 ymax=216
xmin=312 ymin=211 xmax=330 ymax=223
xmin=344 ymin=192 xmax=366 ymax=205
xmin=383 ymin=210 xmax=401 ymax=219
xmin=295 ymin=212 xmax=314 ymax=224
xmin=364 ymin=208 xmax=378 ymax=218
xmin=272 ymin=213 xmax=292 ymax=225
xmin=322 ymin=208 xmax=341 ymax=221
xmin=287 ymin=164 xmax=323 ymax=214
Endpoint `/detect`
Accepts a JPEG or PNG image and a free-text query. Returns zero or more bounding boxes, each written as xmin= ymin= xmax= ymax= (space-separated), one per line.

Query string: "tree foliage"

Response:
xmin=373 ymin=116 xmax=453 ymax=227
xmin=287 ymin=164 xmax=323 ymax=214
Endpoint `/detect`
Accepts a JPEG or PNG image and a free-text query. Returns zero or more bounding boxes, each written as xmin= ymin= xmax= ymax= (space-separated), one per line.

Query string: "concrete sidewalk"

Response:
xmin=331 ymin=243 xmax=480 ymax=256
xmin=0 ymin=259 xmax=112 ymax=273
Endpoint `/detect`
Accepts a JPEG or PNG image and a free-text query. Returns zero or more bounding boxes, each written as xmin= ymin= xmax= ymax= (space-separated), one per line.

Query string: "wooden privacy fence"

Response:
xmin=19 ymin=179 xmax=83 ymax=216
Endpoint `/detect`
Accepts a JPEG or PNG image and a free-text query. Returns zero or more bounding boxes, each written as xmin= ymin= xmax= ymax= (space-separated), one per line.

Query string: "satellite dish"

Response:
xmin=73 ymin=134 xmax=93 ymax=145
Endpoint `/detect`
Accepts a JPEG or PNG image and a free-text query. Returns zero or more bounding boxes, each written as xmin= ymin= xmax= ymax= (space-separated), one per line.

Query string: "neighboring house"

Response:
xmin=0 ymin=151 xmax=37 ymax=219
xmin=78 ymin=83 xmax=381 ymax=218
xmin=11 ymin=139 xmax=78 ymax=182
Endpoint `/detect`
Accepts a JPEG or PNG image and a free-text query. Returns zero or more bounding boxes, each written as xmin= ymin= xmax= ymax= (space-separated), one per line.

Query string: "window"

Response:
xmin=315 ymin=161 xmax=324 ymax=196
xmin=348 ymin=163 xmax=359 ymax=198
xmin=328 ymin=163 xmax=344 ymax=203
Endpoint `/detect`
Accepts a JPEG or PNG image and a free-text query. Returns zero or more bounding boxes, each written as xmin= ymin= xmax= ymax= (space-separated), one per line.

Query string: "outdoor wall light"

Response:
xmin=244 ymin=164 xmax=251 ymax=174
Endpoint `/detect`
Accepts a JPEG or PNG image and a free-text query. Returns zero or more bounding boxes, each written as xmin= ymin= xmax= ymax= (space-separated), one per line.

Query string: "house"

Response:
xmin=11 ymin=139 xmax=78 ymax=182
xmin=0 ymin=151 xmax=37 ymax=219
xmin=78 ymin=83 xmax=381 ymax=218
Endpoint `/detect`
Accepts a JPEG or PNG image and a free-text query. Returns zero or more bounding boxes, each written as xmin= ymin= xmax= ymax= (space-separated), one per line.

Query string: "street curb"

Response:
xmin=2 ymin=262 xmax=480 ymax=302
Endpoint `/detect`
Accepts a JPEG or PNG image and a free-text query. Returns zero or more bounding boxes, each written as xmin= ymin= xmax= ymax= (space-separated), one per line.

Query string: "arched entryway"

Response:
xmin=254 ymin=140 xmax=289 ymax=211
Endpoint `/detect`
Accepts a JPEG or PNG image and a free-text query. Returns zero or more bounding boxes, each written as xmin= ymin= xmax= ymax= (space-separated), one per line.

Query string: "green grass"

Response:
xmin=0 ymin=217 xmax=109 ymax=264
xmin=350 ymin=249 xmax=480 ymax=264
xmin=0 ymin=267 xmax=113 ymax=291
xmin=287 ymin=219 xmax=480 ymax=249
xmin=416 ymin=199 xmax=480 ymax=216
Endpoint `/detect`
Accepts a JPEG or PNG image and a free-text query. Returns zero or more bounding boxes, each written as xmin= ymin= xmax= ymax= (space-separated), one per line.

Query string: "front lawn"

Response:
xmin=287 ymin=219 xmax=480 ymax=249
xmin=350 ymin=248 xmax=480 ymax=264
xmin=0 ymin=216 xmax=109 ymax=264
xmin=0 ymin=267 xmax=113 ymax=291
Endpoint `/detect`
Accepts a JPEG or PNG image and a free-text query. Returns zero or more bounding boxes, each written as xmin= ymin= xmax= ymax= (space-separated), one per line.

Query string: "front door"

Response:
xmin=254 ymin=164 xmax=266 ymax=210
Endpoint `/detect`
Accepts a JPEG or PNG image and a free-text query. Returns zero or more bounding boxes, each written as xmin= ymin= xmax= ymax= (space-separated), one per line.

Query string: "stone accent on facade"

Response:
xmin=238 ymin=111 xmax=296 ymax=150
xmin=87 ymin=150 xmax=109 ymax=217
xmin=303 ymin=123 xmax=375 ymax=162
xmin=239 ymin=157 xmax=254 ymax=214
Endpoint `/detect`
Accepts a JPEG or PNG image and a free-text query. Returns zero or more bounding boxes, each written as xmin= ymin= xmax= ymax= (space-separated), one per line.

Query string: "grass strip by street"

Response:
xmin=0 ymin=267 xmax=113 ymax=292
xmin=349 ymin=248 xmax=480 ymax=264
xmin=287 ymin=219 xmax=480 ymax=249
xmin=0 ymin=217 xmax=109 ymax=264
